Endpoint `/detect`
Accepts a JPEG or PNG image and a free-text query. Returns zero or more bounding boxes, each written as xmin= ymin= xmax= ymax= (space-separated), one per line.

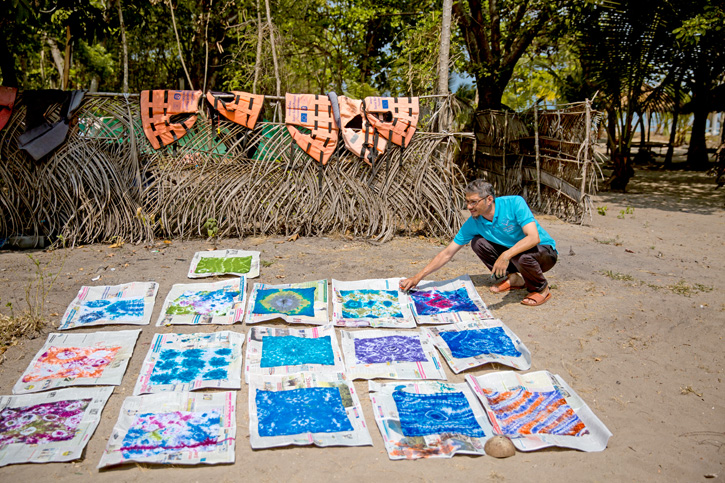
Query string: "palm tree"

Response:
xmin=576 ymin=1 xmax=673 ymax=190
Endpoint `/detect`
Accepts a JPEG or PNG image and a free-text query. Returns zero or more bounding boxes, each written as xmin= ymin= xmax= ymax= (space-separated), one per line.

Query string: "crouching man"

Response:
xmin=399 ymin=179 xmax=558 ymax=306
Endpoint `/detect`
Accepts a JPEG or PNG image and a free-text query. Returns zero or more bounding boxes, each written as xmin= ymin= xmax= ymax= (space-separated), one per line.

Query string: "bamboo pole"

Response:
xmin=580 ymin=98 xmax=591 ymax=208
xmin=502 ymin=111 xmax=508 ymax=191
xmin=534 ymin=103 xmax=541 ymax=203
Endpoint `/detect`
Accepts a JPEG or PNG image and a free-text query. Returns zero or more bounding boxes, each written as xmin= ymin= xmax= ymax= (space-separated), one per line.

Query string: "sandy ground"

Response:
xmin=0 ymin=166 xmax=723 ymax=482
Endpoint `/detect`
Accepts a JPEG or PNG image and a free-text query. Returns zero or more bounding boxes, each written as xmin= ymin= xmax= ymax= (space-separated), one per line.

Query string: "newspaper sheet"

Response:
xmin=248 ymin=372 xmax=372 ymax=449
xmin=244 ymin=325 xmax=345 ymax=383
xmin=422 ymin=318 xmax=531 ymax=373
xmin=408 ymin=275 xmax=494 ymax=324
xmin=156 ymin=277 xmax=247 ymax=326
xmin=368 ymin=380 xmax=492 ymax=460
xmin=466 ymin=370 xmax=613 ymax=452
xmin=13 ymin=329 xmax=141 ymax=394
xmin=340 ymin=329 xmax=446 ymax=380
xmin=134 ymin=331 xmax=244 ymax=395
xmin=187 ymin=249 xmax=260 ymax=279
xmin=0 ymin=386 xmax=113 ymax=467
xmin=97 ymin=391 xmax=236 ymax=468
xmin=331 ymin=278 xmax=415 ymax=328
xmin=245 ymin=279 xmax=329 ymax=325
xmin=59 ymin=282 xmax=158 ymax=330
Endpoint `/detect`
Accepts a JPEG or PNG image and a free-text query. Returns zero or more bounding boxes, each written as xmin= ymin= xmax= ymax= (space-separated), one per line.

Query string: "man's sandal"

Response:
xmin=489 ymin=278 xmax=526 ymax=294
xmin=521 ymin=292 xmax=552 ymax=306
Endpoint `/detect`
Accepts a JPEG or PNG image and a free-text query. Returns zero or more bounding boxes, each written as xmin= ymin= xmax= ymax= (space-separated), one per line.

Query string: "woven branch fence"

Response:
xmin=0 ymin=93 xmax=466 ymax=246
xmin=463 ymin=100 xmax=602 ymax=222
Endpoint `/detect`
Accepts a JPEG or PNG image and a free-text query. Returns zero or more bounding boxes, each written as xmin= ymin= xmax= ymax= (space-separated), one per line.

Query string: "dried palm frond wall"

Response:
xmin=0 ymin=93 xmax=466 ymax=245
xmin=467 ymin=100 xmax=602 ymax=222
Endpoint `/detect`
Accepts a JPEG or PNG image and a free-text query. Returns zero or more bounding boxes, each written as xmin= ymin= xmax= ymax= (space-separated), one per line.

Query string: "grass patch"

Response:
xmin=0 ymin=253 xmax=65 ymax=361
xmin=0 ymin=312 xmax=44 ymax=360
xmin=600 ymin=270 xmax=634 ymax=281
xmin=668 ymin=280 xmax=714 ymax=297
xmin=260 ymin=259 xmax=275 ymax=268
xmin=601 ymin=270 xmax=714 ymax=298
xmin=594 ymin=236 xmax=622 ymax=246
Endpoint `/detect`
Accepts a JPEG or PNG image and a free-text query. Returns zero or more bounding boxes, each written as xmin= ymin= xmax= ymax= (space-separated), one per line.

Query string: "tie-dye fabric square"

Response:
xmin=194 ymin=256 xmax=252 ymax=275
xmin=392 ymin=389 xmax=485 ymax=438
xmin=410 ymin=288 xmax=479 ymax=316
xmin=76 ymin=298 xmax=145 ymax=325
xmin=339 ymin=289 xmax=403 ymax=319
xmin=147 ymin=348 xmax=233 ymax=386
xmin=483 ymin=387 xmax=588 ymax=436
xmin=253 ymin=288 xmax=316 ymax=317
xmin=166 ymin=288 xmax=240 ymax=316
xmin=440 ymin=327 xmax=522 ymax=359
xmin=0 ymin=399 xmax=91 ymax=446
xmin=260 ymin=335 xmax=334 ymax=367
xmin=21 ymin=346 xmax=121 ymax=382
xmin=120 ymin=410 xmax=222 ymax=458
xmin=354 ymin=335 xmax=427 ymax=364
xmin=255 ymin=387 xmax=353 ymax=437
xmin=97 ymin=391 xmax=236 ymax=467
xmin=134 ymin=331 xmax=243 ymax=395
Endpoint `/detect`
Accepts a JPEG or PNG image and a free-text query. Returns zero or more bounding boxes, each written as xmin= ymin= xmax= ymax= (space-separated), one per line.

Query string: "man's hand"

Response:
xmin=492 ymin=252 xmax=511 ymax=278
xmin=399 ymin=276 xmax=420 ymax=292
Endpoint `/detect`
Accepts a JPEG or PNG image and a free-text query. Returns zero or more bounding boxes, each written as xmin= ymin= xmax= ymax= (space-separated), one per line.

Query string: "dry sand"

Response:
xmin=0 ymin=166 xmax=723 ymax=482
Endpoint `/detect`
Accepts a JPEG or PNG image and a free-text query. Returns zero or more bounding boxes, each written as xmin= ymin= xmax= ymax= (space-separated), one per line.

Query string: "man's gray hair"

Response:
xmin=465 ymin=179 xmax=496 ymax=200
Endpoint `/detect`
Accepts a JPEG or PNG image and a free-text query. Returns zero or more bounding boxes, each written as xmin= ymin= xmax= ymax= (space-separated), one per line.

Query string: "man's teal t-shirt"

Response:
xmin=453 ymin=196 xmax=557 ymax=251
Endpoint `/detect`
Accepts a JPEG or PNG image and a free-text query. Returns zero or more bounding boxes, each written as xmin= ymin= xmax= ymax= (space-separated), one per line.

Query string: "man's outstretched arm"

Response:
xmin=399 ymin=241 xmax=464 ymax=291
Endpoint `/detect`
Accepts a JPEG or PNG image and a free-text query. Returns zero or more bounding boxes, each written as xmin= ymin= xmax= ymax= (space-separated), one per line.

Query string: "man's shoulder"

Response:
xmin=497 ymin=195 xmax=528 ymax=209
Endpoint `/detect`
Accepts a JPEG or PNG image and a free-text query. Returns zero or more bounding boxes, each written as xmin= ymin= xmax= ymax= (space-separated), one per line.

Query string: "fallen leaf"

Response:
xmin=288 ymin=234 xmax=299 ymax=242
xmin=78 ymin=268 xmax=84 ymax=271
xmin=50 ymin=313 xmax=58 ymax=316
xmin=594 ymin=357 xmax=601 ymax=362
xmin=276 ymin=275 xmax=285 ymax=279
xmin=164 ymin=240 xmax=171 ymax=244
xmin=625 ymin=249 xmax=634 ymax=253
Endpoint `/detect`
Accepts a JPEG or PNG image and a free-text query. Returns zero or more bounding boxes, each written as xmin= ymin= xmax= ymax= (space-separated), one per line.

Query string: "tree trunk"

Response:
xmin=117 ymin=0 xmax=129 ymax=93
xmin=168 ymin=0 xmax=194 ymax=90
xmin=62 ymin=25 xmax=71 ymax=89
xmin=476 ymin=81 xmax=504 ymax=110
xmin=687 ymin=64 xmax=711 ymax=170
xmin=264 ymin=0 xmax=281 ymax=97
xmin=437 ymin=0 xmax=453 ymax=130
xmin=0 ymin=31 xmax=18 ymax=87
xmin=604 ymin=109 xmax=634 ymax=191
xmin=253 ymin=0 xmax=263 ymax=94
xmin=664 ymin=75 xmax=681 ymax=168
xmin=688 ymin=104 xmax=709 ymax=170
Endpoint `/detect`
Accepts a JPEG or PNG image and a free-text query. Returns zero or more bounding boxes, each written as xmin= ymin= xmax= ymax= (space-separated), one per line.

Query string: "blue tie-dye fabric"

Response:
xmin=256 ymin=387 xmax=353 ymax=437
xmin=439 ymin=327 xmax=521 ymax=359
xmin=354 ymin=335 xmax=427 ymax=364
xmin=392 ymin=389 xmax=485 ymax=438
xmin=77 ymin=298 xmax=145 ymax=324
xmin=148 ymin=347 xmax=232 ymax=385
xmin=260 ymin=335 xmax=335 ymax=368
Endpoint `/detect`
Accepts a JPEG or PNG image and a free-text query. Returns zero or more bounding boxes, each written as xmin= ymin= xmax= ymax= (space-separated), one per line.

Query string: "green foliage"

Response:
xmin=617 ymin=206 xmax=634 ymax=219
xmin=597 ymin=206 xmax=608 ymax=216
xmin=203 ymin=218 xmax=219 ymax=239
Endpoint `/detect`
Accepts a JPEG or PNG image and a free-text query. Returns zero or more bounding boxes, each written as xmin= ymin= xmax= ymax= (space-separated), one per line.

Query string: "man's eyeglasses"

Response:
xmin=465 ymin=198 xmax=485 ymax=207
